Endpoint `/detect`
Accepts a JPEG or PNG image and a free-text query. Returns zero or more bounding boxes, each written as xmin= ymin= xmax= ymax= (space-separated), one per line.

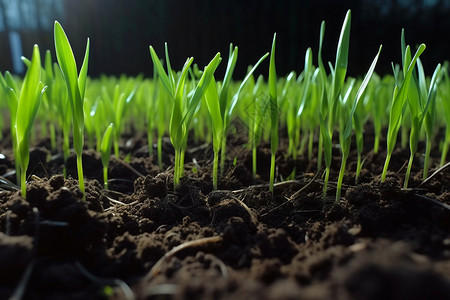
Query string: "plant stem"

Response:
xmin=252 ymin=145 xmax=257 ymax=180
xmin=213 ymin=150 xmax=219 ymax=190
xmin=103 ymin=166 xmax=108 ymax=190
xmin=336 ymin=155 xmax=347 ymax=202
xmin=403 ymin=153 xmax=414 ymax=189
xmin=157 ymin=135 xmax=163 ymax=168
xmin=220 ymin=135 xmax=226 ymax=175
xmin=381 ymin=153 xmax=391 ymax=182
xmin=180 ymin=149 xmax=185 ymax=177
xmin=423 ymin=137 xmax=431 ymax=180
xmin=174 ymin=149 xmax=180 ymax=189
xmin=114 ymin=139 xmax=119 ymax=158
xmin=77 ymin=154 xmax=85 ymax=200
xmin=355 ymin=152 xmax=362 ymax=184
xmin=20 ymin=167 xmax=26 ymax=199
xmin=374 ymin=134 xmax=379 ymax=154
xmin=269 ymin=153 xmax=276 ymax=193
xmin=63 ymin=133 xmax=70 ymax=179
xmin=317 ymin=128 xmax=323 ymax=170
xmin=323 ymin=167 xmax=330 ymax=200
xmin=441 ymin=138 xmax=449 ymax=167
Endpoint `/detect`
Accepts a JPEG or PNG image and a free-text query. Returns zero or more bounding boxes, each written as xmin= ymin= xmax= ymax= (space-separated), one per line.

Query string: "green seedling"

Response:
xmin=15 ymin=45 xmax=46 ymax=198
xmin=101 ymin=123 xmax=114 ymax=190
xmin=336 ymin=45 xmax=381 ymax=201
xmin=381 ymin=42 xmax=426 ymax=183
xmin=440 ymin=65 xmax=450 ymax=166
xmin=319 ymin=10 xmax=351 ymax=200
xmin=149 ymin=43 xmax=221 ymax=188
xmin=54 ymin=21 xmax=90 ymax=199
xmin=268 ymin=33 xmax=278 ymax=193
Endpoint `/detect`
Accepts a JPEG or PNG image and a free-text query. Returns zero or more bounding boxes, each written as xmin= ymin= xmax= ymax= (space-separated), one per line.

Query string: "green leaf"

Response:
xmin=219 ymin=44 xmax=238 ymax=118
xmin=319 ymin=113 xmax=332 ymax=168
xmin=204 ymin=76 xmax=223 ymax=153
xmin=101 ymin=123 xmax=114 ymax=167
xmin=16 ymin=45 xmax=43 ymax=141
xmin=386 ymin=43 xmax=426 ymax=153
xmin=333 ymin=9 xmax=351 ymax=101
xmin=149 ymin=46 xmax=174 ymax=97
xmin=78 ymin=38 xmax=90 ymax=101
xmin=343 ymin=45 xmax=382 ymax=140
xmin=182 ymin=52 xmax=222 ymax=129
xmin=228 ymin=52 xmax=269 ymax=116
xmin=269 ymin=33 xmax=277 ymax=101
xmin=54 ymin=21 xmax=79 ymax=108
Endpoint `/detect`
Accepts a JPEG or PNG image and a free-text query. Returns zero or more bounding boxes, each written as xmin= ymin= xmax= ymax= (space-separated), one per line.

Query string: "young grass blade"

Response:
xmin=15 ymin=45 xmax=46 ymax=198
xmin=381 ymin=43 xmax=426 ymax=182
xmin=204 ymin=76 xmax=222 ymax=190
xmin=101 ymin=123 xmax=114 ymax=190
xmin=331 ymin=9 xmax=351 ymax=119
xmin=336 ymin=45 xmax=382 ymax=201
xmin=219 ymin=44 xmax=238 ymax=119
xmin=269 ymin=33 xmax=278 ymax=193
xmin=54 ymin=21 xmax=90 ymax=199
xmin=319 ymin=113 xmax=332 ymax=199
xmin=149 ymin=45 xmax=175 ymax=97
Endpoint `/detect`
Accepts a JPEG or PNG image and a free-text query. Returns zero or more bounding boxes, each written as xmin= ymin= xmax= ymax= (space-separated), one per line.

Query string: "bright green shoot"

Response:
xmin=318 ymin=10 xmax=351 ymax=200
xmin=0 ymin=71 xmax=21 ymax=185
xmin=440 ymin=66 xmax=450 ymax=166
xmin=247 ymin=74 xmax=267 ymax=180
xmin=336 ymin=45 xmax=381 ymax=201
xmin=204 ymin=76 xmax=222 ymax=190
xmin=149 ymin=44 xmax=221 ymax=188
xmin=101 ymin=123 xmax=114 ymax=190
xmin=421 ymin=62 xmax=442 ymax=179
xmin=269 ymin=33 xmax=278 ymax=193
xmin=113 ymin=86 xmax=136 ymax=158
xmin=52 ymin=63 xmax=71 ymax=177
xmin=54 ymin=21 xmax=90 ymax=199
xmin=328 ymin=9 xmax=351 ymax=135
xmin=217 ymin=45 xmax=268 ymax=175
xmin=15 ymin=45 xmax=46 ymax=198
xmin=380 ymin=42 xmax=426 ymax=183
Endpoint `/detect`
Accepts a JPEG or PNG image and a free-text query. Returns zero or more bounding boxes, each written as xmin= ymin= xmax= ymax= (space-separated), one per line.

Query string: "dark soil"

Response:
xmin=0 ymin=129 xmax=449 ymax=300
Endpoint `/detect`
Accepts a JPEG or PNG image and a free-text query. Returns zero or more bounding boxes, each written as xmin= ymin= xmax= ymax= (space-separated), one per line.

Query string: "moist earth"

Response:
xmin=0 ymin=132 xmax=449 ymax=300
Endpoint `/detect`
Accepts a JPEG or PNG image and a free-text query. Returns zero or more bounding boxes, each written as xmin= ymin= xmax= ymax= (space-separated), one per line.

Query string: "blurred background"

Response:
xmin=0 ymin=0 xmax=449 ymax=78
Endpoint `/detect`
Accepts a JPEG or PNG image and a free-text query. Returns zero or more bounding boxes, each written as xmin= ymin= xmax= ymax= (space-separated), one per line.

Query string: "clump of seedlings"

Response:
xmin=1 ymin=9 xmax=449 ymax=202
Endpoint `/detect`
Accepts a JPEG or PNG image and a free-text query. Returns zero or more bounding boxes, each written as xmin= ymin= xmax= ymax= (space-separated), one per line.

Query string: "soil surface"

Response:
xmin=0 ymin=129 xmax=449 ymax=300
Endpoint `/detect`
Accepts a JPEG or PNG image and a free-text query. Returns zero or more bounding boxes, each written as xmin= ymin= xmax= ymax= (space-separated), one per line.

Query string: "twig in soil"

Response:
xmin=413 ymin=193 xmax=450 ymax=211
xmin=75 ymin=262 xmax=135 ymax=300
xmin=395 ymin=160 xmax=409 ymax=176
xmin=30 ymin=175 xmax=43 ymax=181
xmin=230 ymin=178 xmax=312 ymax=194
xmin=260 ymin=171 xmax=320 ymax=218
xmin=105 ymin=195 xmax=131 ymax=206
xmin=146 ymin=236 xmax=223 ymax=279
xmin=417 ymin=161 xmax=450 ymax=188
xmin=187 ymin=143 xmax=210 ymax=154
xmin=288 ymin=171 xmax=321 ymax=200
xmin=229 ymin=194 xmax=258 ymax=225
xmin=104 ymin=188 xmax=131 ymax=199
xmin=113 ymin=156 xmax=145 ymax=178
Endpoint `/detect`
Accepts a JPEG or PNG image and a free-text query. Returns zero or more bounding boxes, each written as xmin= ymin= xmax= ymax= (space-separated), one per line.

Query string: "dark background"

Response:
xmin=0 ymin=0 xmax=449 ymax=78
